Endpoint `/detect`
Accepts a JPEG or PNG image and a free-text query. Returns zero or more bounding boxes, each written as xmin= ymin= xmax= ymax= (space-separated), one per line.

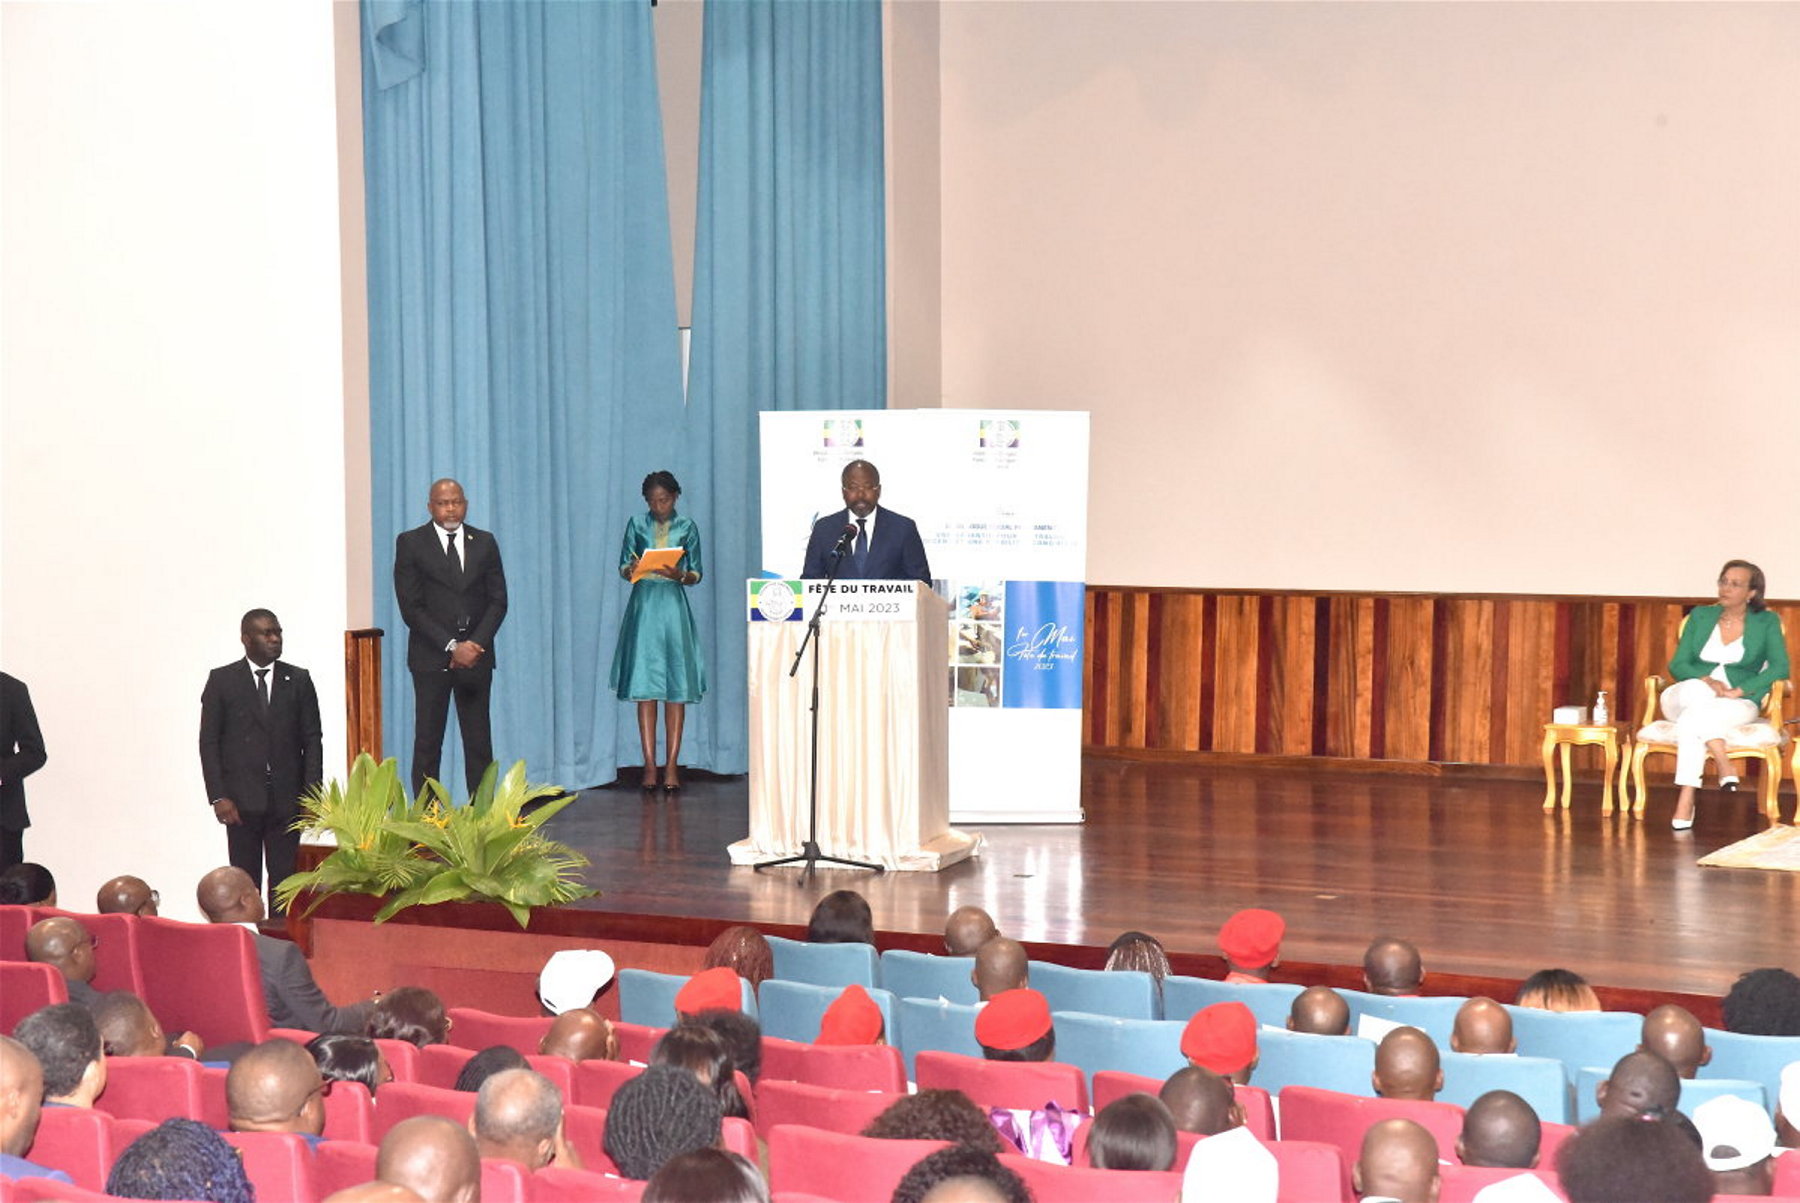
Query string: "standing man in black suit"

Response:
xmin=0 ymin=672 xmax=48 ymax=869
xmin=199 ymin=609 xmax=322 ymax=915
xmin=394 ymin=477 xmax=509 ymax=797
xmin=800 ymin=459 xmax=933 ymax=583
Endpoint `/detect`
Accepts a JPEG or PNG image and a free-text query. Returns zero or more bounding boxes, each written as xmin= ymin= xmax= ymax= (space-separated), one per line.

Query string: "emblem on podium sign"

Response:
xmin=749 ymin=579 xmax=802 ymax=622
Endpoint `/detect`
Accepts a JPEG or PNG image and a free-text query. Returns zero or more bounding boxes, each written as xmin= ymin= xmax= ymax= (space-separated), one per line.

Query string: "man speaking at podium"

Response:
xmin=801 ymin=459 xmax=932 ymax=583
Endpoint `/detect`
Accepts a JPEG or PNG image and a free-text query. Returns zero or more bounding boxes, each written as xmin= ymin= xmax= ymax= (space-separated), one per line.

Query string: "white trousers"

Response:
xmin=1659 ymin=677 xmax=1758 ymax=787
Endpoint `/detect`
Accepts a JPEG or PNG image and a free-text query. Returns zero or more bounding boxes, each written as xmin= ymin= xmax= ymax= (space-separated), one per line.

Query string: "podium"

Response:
xmin=728 ymin=580 xmax=981 ymax=872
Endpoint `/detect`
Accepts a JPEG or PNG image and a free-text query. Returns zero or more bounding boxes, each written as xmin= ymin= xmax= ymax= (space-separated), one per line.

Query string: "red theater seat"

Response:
xmin=223 ymin=1131 xmax=319 ymax=1203
xmin=1439 ymin=1165 xmax=1569 ymax=1203
xmin=535 ymin=1165 xmax=648 ymax=1200
xmin=373 ymin=1081 xmax=475 ymax=1141
xmin=570 ymin=1058 xmax=644 ymax=1109
xmin=998 ymin=1152 xmax=1184 ymax=1202
xmin=21 ymin=1106 xmax=115 ymax=1192
xmin=322 ymin=1079 xmax=376 ymax=1143
xmin=752 ymin=1078 xmax=903 ymax=1140
xmin=760 ymin=1037 xmax=907 ymax=1093
xmin=417 ymin=1043 xmax=478 ymax=1089
xmin=134 ymin=916 xmax=268 ymax=1046
xmin=1278 ymin=1086 xmax=1466 ymax=1197
xmin=613 ymin=1021 xmax=663 ymax=1064
xmin=1090 ymin=1069 xmax=1276 ymax=1141
xmin=28 ymin=909 xmax=145 ymax=997
xmin=313 ymin=1140 xmax=379 ymax=1197
xmin=767 ymin=1126 xmax=950 ymax=1201
xmin=0 ymin=962 xmax=67 ymax=1032
xmin=914 ymin=1049 xmax=1088 ymax=1112
xmin=371 ymin=1037 xmax=421 ymax=1083
xmin=479 ymin=1157 xmax=531 ymax=1203
xmin=95 ymin=1056 xmax=206 ymax=1125
xmin=526 ymin=1053 xmax=576 ymax=1097
xmin=445 ymin=1007 xmax=554 ymax=1055
xmin=1266 ymin=1138 xmax=1351 ymax=1203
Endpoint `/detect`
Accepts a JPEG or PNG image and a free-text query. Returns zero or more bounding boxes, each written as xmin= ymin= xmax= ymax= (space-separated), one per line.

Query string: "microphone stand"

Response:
xmin=755 ymin=528 xmax=885 ymax=880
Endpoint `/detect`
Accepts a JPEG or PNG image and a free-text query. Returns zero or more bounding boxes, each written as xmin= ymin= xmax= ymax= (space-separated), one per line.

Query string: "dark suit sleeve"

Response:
xmin=802 ymin=517 xmax=841 ymax=579
xmin=394 ymin=530 xmax=454 ymax=652
xmin=1 ymin=677 xmax=46 ymax=785
xmin=198 ymin=670 xmax=228 ymax=803
xmin=468 ymin=536 xmax=508 ymax=649
xmin=898 ymin=517 xmax=932 ymax=584
xmin=296 ymin=671 xmax=323 ymax=790
xmin=265 ymin=939 xmax=374 ymax=1035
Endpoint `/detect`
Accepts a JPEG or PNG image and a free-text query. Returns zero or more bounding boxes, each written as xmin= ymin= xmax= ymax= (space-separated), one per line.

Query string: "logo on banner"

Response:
xmin=821 ymin=418 xmax=865 ymax=449
xmin=1001 ymin=581 xmax=1085 ymax=710
xmin=979 ymin=419 xmax=1020 ymax=449
xmin=748 ymin=580 xmax=802 ymax=622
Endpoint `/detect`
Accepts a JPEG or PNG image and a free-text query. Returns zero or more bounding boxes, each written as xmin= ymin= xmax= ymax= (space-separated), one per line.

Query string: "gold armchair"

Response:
xmin=1628 ymin=675 xmax=1789 ymax=825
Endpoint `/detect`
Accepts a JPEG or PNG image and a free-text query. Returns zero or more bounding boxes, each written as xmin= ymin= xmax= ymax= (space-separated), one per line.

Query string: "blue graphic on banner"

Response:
xmin=1000 ymin=581 xmax=1085 ymax=709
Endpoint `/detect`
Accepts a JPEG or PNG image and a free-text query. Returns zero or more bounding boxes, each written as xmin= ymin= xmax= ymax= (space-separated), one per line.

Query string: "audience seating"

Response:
xmin=22 ymin=1106 xmax=116 ymax=1192
xmin=613 ymin=1020 xmax=663 ymax=1064
xmin=1701 ymin=1027 xmax=1800 ymax=1113
xmin=1071 ymin=1120 xmax=1201 ymax=1168
xmin=371 ymin=1037 xmax=422 ymax=1083
xmin=914 ymin=1049 xmax=1088 ymax=1112
xmin=535 ymin=1165 xmax=647 ymax=1200
xmin=617 ymin=967 xmax=757 ymax=1027
xmin=1089 ymin=1070 xmax=1277 ymax=1141
xmin=1265 ymin=1138 xmax=1353 ymax=1203
xmin=1253 ymin=1027 xmax=1377 ymax=1097
xmin=322 ymin=1078 xmax=376 ymax=1143
xmin=0 ymin=962 xmax=68 ymax=1032
xmin=997 ymin=1152 xmax=1183 ymax=1202
xmin=417 ymin=1042 xmax=479 ymax=1088
xmin=570 ymin=1057 xmax=646 ymax=1109
xmin=1439 ymin=1166 xmax=1569 ymax=1203
xmin=524 ymin=1052 xmax=575 ymax=1097
xmin=312 ymin=1139 xmax=379 ymax=1197
xmin=1504 ymin=1006 xmax=1641 ymax=1087
xmin=1028 ymin=962 xmax=1160 ymax=1020
xmin=1278 ymin=1084 xmax=1466 ymax=1191
xmin=0 ymin=903 xmax=30 ymax=960
xmin=758 ymin=1036 xmax=908 ymax=1092
xmin=753 ymin=1078 xmax=903 ymax=1141
xmin=1049 ymin=1011 xmax=1185 ymax=1086
xmin=756 ymin=980 xmax=897 ymax=1045
xmin=93 ymin=1056 xmax=206 ymax=1126
xmin=444 ymin=1007 xmax=554 ymax=1055
xmin=1337 ymin=988 xmax=1467 ymax=1044
xmin=1438 ymin=1049 xmax=1571 ymax=1124
xmin=1774 ymin=1152 xmax=1800 ymax=1196
xmin=767 ymin=934 xmax=879 ymax=989
xmin=895 ymin=997 xmax=982 ymax=1077
xmin=197 ymin=1064 xmax=231 ymax=1129
xmin=3 ymin=1179 xmax=120 ymax=1202
xmin=373 ymin=1080 xmax=476 ymax=1140
xmin=560 ymin=1102 xmax=612 ymax=1171
xmin=222 ymin=1131 xmax=318 ymax=1203
xmin=479 ymin=1156 xmax=531 ymax=1203
xmin=1571 ymin=1066 xmax=1766 ymax=1124
xmin=877 ymin=948 xmax=978 ymax=1004
xmin=766 ymin=1126 xmax=949 ymax=1201
xmin=28 ymin=908 xmax=146 ymax=998
xmin=133 ymin=916 xmax=269 ymax=1046
xmin=1162 ymin=975 xmax=1303 ymax=1026
xmin=1538 ymin=1121 xmax=1576 ymax=1171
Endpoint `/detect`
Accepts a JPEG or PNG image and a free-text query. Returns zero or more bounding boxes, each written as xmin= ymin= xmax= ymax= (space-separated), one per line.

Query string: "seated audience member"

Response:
xmin=92 ymin=991 xmax=204 ymax=1060
xmin=367 ymin=985 xmax=450 ymax=1048
xmin=0 ymin=1035 xmax=72 ymax=1184
xmin=1183 ymin=1123 xmax=1278 ymax=1202
xmin=1693 ymin=1093 xmax=1777 ymax=1197
xmin=1181 ymin=1001 xmax=1258 ymax=1086
xmin=974 ymin=988 xmax=1055 ymax=1063
xmin=1289 ymin=984 xmax=1353 ymax=1035
xmin=308 ymin=1033 xmax=392 ymax=1094
xmin=1456 ymin=1090 xmax=1542 ymax=1169
xmin=106 ymin=1117 xmax=254 ymax=1203
xmin=1104 ymin=930 xmax=1172 ymax=998
xmin=227 ymin=1038 xmax=327 ymax=1143
xmin=1374 ymin=1026 xmax=1443 ymax=1101
xmin=1515 ymin=968 xmax=1601 ymax=1012
xmin=472 ymin=1067 xmax=579 ymax=1171
xmin=1720 ymin=967 xmax=1800 ymax=1036
xmin=536 ymin=948 xmax=615 ymax=1015
xmin=817 ymin=983 xmax=885 ymax=1046
xmin=1452 ymin=997 xmax=1516 ymax=1055
xmin=603 ymin=1064 xmax=723 ymax=1181
xmin=1469 ymin=1176 xmax=1561 ymax=1202
xmin=972 ymin=936 xmax=1030 ymax=1001
xmin=806 ymin=888 xmax=874 ymax=944
xmin=651 ymin=1025 xmax=748 ymax=1119
xmin=643 ymin=1147 xmax=767 ymax=1203
xmin=13 ymin=1003 xmax=105 ymax=1108
xmin=323 ymin=1186 xmax=424 ymax=1203
xmin=1087 ymin=1092 xmax=1178 ymax=1172
xmin=453 ymin=1045 xmax=528 ymax=1092
xmin=1595 ymin=1050 xmax=1681 ymax=1121
xmin=377 ymin=1114 xmax=480 ymax=1203
xmin=1217 ymin=908 xmax=1285 ymax=983
xmin=199 ymin=865 xmax=375 ymax=1034
xmin=702 ymin=925 xmax=775 ymax=991
xmin=682 ymin=1008 xmax=763 ymax=1084
xmin=0 ymin=863 xmax=55 ymax=906
xmin=24 ymin=916 xmax=99 ymax=1006
xmin=674 ymin=966 xmax=743 ymax=1018
xmin=95 ymin=874 xmax=159 ymax=916
xmin=861 ymin=1089 xmax=1005 ymax=1151
xmin=1363 ymin=936 xmax=1425 ymax=997
xmin=1556 ymin=1113 xmax=1715 ymax=1203
xmin=1640 ymin=1004 xmax=1711 ymax=1078
xmin=1354 ymin=1117 xmax=1441 ymax=1203
xmin=943 ymin=905 xmax=999 ymax=957
xmin=1781 ymin=1062 xmax=1799 ymax=1150
xmin=1160 ymin=1065 xmax=1242 ymax=1136
xmin=538 ymin=1007 xmax=618 ymax=1062
xmin=889 ymin=1144 xmax=1032 ymax=1203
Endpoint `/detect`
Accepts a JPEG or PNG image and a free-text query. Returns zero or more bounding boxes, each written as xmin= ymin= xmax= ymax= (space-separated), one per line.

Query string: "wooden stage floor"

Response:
xmin=541 ymin=757 xmax=1796 ymax=1000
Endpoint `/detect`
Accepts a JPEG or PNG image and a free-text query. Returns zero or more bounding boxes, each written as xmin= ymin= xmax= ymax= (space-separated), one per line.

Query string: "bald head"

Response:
xmin=972 ymin=938 xmax=1029 ymax=1001
xmin=944 ymin=907 xmax=999 ymax=957
xmin=472 ymin=1068 xmax=563 ymax=1168
xmin=1374 ymin=1027 xmax=1442 ymax=1102
xmin=25 ymin=916 xmax=97 ymax=984
xmin=1597 ymin=1050 xmax=1681 ymax=1120
xmin=92 ymin=992 xmax=166 ymax=1058
xmin=1458 ymin=1090 xmax=1541 ymax=1169
xmin=1287 ymin=985 xmax=1351 ymax=1036
xmin=1640 ymin=1005 xmax=1709 ymax=1079
xmin=1451 ymin=997 xmax=1515 ymax=1055
xmin=1159 ymin=1066 xmax=1241 ymax=1136
xmin=96 ymin=875 xmax=158 ymax=917
xmin=0 ymin=1035 xmax=46 ymax=1157
xmin=539 ymin=1008 xmax=616 ymax=1062
xmin=198 ymin=866 xmax=264 ymax=924
xmin=378 ymin=1115 xmax=481 ymax=1203
xmin=1363 ymin=937 xmax=1424 ymax=996
xmin=228 ymin=1039 xmax=325 ymax=1135
xmin=1355 ymin=1117 xmax=1441 ymax=1203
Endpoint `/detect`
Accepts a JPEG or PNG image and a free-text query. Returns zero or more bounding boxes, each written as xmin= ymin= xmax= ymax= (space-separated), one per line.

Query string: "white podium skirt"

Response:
xmin=730 ymin=617 xmax=981 ymax=871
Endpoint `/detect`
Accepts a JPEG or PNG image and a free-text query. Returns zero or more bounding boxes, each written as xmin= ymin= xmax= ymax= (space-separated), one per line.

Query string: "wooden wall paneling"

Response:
xmin=1083 ymin=589 xmax=1101 ymax=745
xmin=1382 ymin=598 xmax=1435 ymax=761
xmin=1155 ymin=592 xmax=1205 ymax=751
xmin=1265 ymin=594 xmax=1317 ymax=755
xmin=1100 ymin=589 xmax=1127 ymax=746
xmin=1209 ymin=594 xmax=1262 ymax=753
xmin=343 ymin=628 xmax=383 ymax=768
xmin=1323 ymin=596 xmax=1375 ymax=759
xmin=1122 ymin=591 xmax=1152 ymax=748
xmin=1435 ymin=599 xmax=1495 ymax=764
xmin=1502 ymin=602 xmax=1559 ymax=765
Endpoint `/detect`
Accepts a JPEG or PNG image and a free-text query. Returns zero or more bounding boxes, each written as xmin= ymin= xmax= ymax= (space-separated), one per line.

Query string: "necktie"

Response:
xmin=255 ymin=667 xmax=270 ymax=709
xmin=854 ymin=518 xmax=868 ymax=570
xmin=446 ymin=529 xmax=462 ymax=574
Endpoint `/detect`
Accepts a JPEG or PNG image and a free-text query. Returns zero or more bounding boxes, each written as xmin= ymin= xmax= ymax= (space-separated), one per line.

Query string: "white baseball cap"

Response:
xmin=1692 ymin=1093 xmax=1776 ymax=1172
xmin=536 ymin=949 xmax=616 ymax=1015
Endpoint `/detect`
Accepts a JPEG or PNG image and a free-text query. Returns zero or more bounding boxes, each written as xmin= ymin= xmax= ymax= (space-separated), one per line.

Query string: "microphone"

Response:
xmin=832 ymin=523 xmax=859 ymax=557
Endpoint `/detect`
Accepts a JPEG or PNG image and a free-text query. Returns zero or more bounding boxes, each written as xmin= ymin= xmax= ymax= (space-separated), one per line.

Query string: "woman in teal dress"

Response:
xmin=611 ymin=471 xmax=706 ymax=791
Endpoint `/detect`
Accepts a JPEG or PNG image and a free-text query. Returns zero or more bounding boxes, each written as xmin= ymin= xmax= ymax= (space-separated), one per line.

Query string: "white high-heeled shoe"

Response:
xmin=1671 ymin=815 xmax=1694 ymax=830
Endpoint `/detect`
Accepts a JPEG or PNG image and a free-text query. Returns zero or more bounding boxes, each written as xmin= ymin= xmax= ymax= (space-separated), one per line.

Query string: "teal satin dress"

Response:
xmin=609 ymin=511 xmax=707 ymax=704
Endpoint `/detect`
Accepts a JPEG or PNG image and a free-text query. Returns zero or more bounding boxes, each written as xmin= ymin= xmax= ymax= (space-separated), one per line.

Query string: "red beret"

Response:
xmin=975 ymin=989 xmax=1053 ymax=1051
xmin=674 ymin=966 xmax=741 ymax=1016
xmin=1182 ymin=1001 xmax=1258 ymax=1074
xmin=816 ymin=984 xmax=884 ymax=1046
xmin=1219 ymin=909 xmax=1285 ymax=968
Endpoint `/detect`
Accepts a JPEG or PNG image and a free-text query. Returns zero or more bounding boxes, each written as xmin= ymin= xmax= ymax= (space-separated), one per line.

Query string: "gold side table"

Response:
xmin=1541 ymin=722 xmax=1628 ymax=814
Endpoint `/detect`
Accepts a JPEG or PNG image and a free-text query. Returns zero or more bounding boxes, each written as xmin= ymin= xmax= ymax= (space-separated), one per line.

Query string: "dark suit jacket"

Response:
xmin=801 ymin=507 xmax=933 ymax=583
xmin=252 ymin=931 xmax=372 ymax=1035
xmin=393 ymin=523 xmax=509 ymax=673
xmin=1 ymin=672 xmax=47 ymax=832
xmin=198 ymin=660 xmax=323 ymax=815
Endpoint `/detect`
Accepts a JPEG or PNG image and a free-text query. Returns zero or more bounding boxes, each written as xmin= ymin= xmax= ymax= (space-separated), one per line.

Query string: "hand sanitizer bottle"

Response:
xmin=1593 ymin=690 xmax=1609 ymax=725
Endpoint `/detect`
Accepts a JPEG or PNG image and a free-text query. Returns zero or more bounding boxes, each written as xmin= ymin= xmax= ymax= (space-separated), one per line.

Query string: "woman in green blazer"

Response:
xmin=1662 ymin=559 xmax=1790 ymax=829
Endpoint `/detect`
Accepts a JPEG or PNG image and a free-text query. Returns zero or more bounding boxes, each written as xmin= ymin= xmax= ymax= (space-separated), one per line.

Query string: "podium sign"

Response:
xmin=729 ymin=580 xmax=980 ymax=872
